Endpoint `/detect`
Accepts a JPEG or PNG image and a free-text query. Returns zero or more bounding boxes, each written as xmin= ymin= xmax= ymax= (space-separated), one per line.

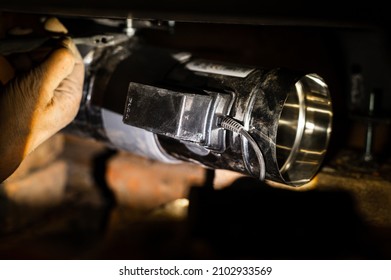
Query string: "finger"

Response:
xmin=20 ymin=36 xmax=80 ymax=103
xmin=36 ymin=46 xmax=76 ymax=102
xmin=58 ymin=36 xmax=83 ymax=62
xmin=7 ymin=53 xmax=33 ymax=73
xmin=50 ymin=59 xmax=84 ymax=126
xmin=28 ymin=37 xmax=76 ymax=65
xmin=5 ymin=46 xmax=75 ymax=110
xmin=43 ymin=17 xmax=68 ymax=34
xmin=47 ymin=37 xmax=84 ymax=125
xmin=0 ymin=55 xmax=15 ymax=84
xmin=29 ymin=47 xmax=54 ymax=64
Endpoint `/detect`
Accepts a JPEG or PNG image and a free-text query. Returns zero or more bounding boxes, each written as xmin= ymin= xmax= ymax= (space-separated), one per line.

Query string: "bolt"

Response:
xmin=363 ymin=92 xmax=376 ymax=162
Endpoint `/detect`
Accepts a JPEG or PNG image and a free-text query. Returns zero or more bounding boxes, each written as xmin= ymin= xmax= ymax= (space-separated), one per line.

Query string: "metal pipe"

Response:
xmin=66 ymin=42 xmax=333 ymax=186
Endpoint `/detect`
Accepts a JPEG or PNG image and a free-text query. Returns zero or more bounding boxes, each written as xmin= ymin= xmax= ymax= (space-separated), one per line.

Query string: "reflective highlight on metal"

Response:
xmin=276 ymin=74 xmax=333 ymax=185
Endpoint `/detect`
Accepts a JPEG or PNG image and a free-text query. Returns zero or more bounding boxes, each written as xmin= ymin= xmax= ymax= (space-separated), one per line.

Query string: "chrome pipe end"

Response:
xmin=276 ymin=74 xmax=333 ymax=185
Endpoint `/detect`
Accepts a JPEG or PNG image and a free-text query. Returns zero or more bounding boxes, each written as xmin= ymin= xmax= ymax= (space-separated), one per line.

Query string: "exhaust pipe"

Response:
xmin=68 ymin=43 xmax=332 ymax=186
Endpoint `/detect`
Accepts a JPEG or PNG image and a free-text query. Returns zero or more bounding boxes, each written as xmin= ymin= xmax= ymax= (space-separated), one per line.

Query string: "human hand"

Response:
xmin=0 ymin=16 xmax=84 ymax=182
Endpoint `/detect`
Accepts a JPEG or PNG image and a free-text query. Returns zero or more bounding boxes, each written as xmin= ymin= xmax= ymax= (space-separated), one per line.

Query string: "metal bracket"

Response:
xmin=123 ymin=82 xmax=233 ymax=153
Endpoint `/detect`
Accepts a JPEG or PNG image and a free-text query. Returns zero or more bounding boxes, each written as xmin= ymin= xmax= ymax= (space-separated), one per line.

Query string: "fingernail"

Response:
xmin=8 ymin=27 xmax=34 ymax=36
xmin=44 ymin=17 xmax=68 ymax=34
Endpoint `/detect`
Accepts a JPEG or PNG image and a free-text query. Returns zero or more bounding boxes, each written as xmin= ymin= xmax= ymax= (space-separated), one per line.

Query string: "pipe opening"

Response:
xmin=276 ymin=74 xmax=332 ymax=185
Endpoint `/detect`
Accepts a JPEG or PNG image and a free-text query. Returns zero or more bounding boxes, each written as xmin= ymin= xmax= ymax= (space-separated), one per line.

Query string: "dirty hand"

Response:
xmin=0 ymin=17 xmax=84 ymax=182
